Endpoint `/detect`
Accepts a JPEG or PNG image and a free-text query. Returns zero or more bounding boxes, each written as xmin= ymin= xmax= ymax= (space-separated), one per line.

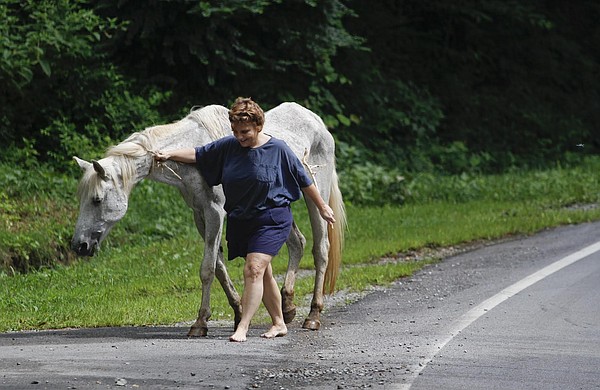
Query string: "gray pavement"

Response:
xmin=2 ymin=221 xmax=600 ymax=389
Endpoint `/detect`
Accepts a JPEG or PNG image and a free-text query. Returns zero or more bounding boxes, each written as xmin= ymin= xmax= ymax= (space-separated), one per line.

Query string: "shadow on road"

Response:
xmin=0 ymin=325 xmax=238 ymax=344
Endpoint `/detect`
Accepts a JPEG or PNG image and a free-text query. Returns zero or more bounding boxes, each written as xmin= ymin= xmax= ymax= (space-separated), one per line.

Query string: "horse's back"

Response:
xmin=264 ymin=103 xmax=334 ymax=162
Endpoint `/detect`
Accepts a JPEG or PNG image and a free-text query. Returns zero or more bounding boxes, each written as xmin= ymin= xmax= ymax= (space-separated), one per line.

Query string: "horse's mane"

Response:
xmin=78 ymin=105 xmax=230 ymax=201
xmin=185 ymin=104 xmax=230 ymax=140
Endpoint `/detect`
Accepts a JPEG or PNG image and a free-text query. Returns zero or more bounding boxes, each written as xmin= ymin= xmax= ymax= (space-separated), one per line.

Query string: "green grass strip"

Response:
xmin=2 ymin=197 xmax=599 ymax=332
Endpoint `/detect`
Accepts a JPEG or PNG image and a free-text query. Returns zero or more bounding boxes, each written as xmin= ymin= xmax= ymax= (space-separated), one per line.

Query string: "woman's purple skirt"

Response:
xmin=226 ymin=206 xmax=293 ymax=260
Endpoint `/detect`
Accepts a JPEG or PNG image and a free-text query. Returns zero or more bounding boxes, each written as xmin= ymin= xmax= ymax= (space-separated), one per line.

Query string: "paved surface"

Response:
xmin=410 ymin=246 xmax=600 ymax=390
xmin=2 ymin=221 xmax=600 ymax=389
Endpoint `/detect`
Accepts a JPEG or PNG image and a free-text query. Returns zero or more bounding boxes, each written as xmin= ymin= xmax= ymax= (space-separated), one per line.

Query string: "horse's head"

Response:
xmin=71 ymin=156 xmax=130 ymax=256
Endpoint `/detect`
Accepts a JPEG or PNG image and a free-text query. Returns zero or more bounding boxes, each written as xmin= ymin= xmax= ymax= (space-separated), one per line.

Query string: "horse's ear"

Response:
xmin=73 ymin=156 xmax=92 ymax=171
xmin=92 ymin=160 xmax=108 ymax=180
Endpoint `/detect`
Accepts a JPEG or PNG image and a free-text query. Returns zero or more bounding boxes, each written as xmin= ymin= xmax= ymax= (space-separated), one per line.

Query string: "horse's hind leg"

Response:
xmin=303 ymin=207 xmax=329 ymax=330
xmin=281 ymin=221 xmax=306 ymax=323
xmin=214 ymin=247 xmax=242 ymax=330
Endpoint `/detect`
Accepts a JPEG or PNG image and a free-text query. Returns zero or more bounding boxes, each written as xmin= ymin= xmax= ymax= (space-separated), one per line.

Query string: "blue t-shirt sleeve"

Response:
xmin=280 ymin=142 xmax=313 ymax=189
xmin=271 ymin=139 xmax=313 ymax=210
xmin=194 ymin=137 xmax=234 ymax=186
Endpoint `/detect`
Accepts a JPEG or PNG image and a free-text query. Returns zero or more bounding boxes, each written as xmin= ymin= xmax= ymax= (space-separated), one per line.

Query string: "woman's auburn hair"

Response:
xmin=229 ymin=97 xmax=265 ymax=127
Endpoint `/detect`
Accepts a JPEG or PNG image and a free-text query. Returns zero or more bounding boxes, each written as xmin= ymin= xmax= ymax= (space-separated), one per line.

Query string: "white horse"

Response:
xmin=71 ymin=102 xmax=347 ymax=336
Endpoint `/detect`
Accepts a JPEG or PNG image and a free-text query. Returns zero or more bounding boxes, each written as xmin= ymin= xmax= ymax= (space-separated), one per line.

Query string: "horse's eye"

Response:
xmin=92 ymin=196 xmax=102 ymax=204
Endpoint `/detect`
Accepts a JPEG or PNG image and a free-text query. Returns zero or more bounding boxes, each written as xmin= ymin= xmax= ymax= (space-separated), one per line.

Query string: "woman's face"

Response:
xmin=232 ymin=122 xmax=262 ymax=148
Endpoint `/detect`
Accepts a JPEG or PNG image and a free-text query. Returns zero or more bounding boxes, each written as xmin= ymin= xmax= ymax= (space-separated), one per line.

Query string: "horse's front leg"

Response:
xmin=303 ymin=210 xmax=329 ymax=331
xmin=188 ymin=208 xmax=223 ymax=337
xmin=281 ymin=222 xmax=306 ymax=324
xmin=188 ymin=247 xmax=218 ymax=337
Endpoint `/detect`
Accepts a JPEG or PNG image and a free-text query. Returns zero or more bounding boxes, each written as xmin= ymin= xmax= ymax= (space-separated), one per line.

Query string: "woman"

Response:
xmin=153 ymin=97 xmax=336 ymax=342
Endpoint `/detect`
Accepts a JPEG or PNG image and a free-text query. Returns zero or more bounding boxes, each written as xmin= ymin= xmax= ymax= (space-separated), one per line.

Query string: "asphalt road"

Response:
xmin=2 ymin=221 xmax=600 ymax=389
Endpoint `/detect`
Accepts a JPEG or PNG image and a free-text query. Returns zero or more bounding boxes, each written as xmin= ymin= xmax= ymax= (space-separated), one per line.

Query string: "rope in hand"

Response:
xmin=148 ymin=150 xmax=183 ymax=181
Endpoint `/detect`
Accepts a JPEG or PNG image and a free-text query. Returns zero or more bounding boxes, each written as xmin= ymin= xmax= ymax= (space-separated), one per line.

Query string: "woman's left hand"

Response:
xmin=302 ymin=184 xmax=336 ymax=225
xmin=319 ymin=204 xmax=336 ymax=225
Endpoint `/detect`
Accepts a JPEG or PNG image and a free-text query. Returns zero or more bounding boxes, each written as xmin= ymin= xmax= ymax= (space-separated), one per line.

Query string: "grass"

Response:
xmin=1 ymin=157 xmax=600 ymax=332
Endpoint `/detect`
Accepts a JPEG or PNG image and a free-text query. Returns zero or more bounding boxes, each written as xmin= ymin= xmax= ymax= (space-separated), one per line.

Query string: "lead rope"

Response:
xmin=302 ymin=148 xmax=325 ymax=190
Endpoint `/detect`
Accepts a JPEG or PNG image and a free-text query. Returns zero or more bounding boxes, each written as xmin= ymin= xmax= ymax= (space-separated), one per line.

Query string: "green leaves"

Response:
xmin=0 ymin=0 xmax=135 ymax=167
xmin=1 ymin=0 xmax=599 ymax=175
xmin=0 ymin=0 xmax=123 ymax=88
xmin=194 ymin=0 xmax=281 ymax=17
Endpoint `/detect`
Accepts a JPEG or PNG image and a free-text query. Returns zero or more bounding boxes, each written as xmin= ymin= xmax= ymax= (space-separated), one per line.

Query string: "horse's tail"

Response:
xmin=323 ymin=167 xmax=347 ymax=294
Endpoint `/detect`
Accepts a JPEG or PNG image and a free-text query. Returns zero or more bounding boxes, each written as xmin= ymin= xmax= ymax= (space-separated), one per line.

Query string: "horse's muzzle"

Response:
xmin=71 ymin=240 xmax=98 ymax=257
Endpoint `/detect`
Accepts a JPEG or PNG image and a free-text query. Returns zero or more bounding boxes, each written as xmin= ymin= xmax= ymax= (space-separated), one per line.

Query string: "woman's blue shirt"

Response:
xmin=194 ymin=136 xmax=313 ymax=219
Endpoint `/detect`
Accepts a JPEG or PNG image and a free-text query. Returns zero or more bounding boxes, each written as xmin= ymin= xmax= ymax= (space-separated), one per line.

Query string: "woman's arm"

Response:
xmin=153 ymin=148 xmax=196 ymax=163
xmin=302 ymin=184 xmax=336 ymax=224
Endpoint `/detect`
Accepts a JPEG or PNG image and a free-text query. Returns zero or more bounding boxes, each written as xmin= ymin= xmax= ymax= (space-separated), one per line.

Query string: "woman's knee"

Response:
xmin=244 ymin=253 xmax=271 ymax=281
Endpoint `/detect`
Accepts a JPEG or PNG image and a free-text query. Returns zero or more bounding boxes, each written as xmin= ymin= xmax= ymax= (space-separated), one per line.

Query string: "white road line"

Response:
xmin=396 ymin=240 xmax=600 ymax=390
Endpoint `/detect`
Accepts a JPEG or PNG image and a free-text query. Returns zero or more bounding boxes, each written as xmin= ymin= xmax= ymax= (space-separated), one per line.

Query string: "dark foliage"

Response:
xmin=1 ymin=0 xmax=598 ymax=173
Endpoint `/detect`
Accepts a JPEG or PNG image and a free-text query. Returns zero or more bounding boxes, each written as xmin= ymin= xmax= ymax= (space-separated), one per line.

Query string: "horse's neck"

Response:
xmin=114 ymin=153 xmax=155 ymax=194
xmin=133 ymin=154 xmax=155 ymax=183
xmin=146 ymin=119 xmax=211 ymax=187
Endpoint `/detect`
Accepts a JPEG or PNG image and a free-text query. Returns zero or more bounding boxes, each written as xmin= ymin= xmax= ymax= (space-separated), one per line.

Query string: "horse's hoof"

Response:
xmin=187 ymin=326 xmax=208 ymax=337
xmin=283 ymin=307 xmax=297 ymax=324
xmin=302 ymin=318 xmax=321 ymax=330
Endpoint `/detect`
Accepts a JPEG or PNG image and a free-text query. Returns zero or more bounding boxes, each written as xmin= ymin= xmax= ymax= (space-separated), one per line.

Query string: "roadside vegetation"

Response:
xmin=2 ymin=156 xmax=599 ymax=332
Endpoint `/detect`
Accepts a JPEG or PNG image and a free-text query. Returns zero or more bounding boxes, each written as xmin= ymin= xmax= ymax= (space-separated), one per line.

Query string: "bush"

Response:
xmin=0 ymin=168 xmax=78 ymax=273
xmin=405 ymin=156 xmax=600 ymax=205
xmin=336 ymin=140 xmax=409 ymax=205
xmin=339 ymin=162 xmax=407 ymax=206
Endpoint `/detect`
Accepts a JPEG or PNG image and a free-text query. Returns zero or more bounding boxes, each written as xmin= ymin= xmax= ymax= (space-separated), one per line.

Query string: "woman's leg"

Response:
xmin=229 ymin=252 xmax=272 ymax=342
xmin=261 ymin=262 xmax=288 ymax=338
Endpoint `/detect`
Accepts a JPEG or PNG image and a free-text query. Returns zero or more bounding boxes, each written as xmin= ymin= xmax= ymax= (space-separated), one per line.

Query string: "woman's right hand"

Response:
xmin=152 ymin=148 xmax=197 ymax=164
xmin=153 ymin=151 xmax=170 ymax=161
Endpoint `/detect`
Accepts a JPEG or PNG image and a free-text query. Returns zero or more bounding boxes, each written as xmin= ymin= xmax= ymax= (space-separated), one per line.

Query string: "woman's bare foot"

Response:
xmin=229 ymin=327 xmax=248 ymax=342
xmin=260 ymin=324 xmax=288 ymax=339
